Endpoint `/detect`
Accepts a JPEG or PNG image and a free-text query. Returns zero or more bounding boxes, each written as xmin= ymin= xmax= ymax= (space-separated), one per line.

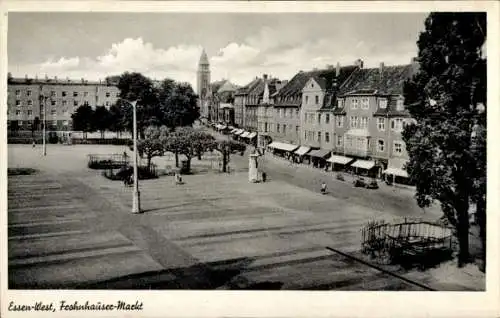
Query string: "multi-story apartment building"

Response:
xmin=300 ymin=63 xmax=358 ymax=153
xmin=207 ymin=79 xmax=238 ymax=123
xmin=256 ymin=76 xmax=286 ymax=148
xmin=332 ymin=59 xmax=419 ymax=177
xmin=233 ymin=77 xmax=260 ymax=128
xmin=7 ymin=76 xmax=119 ymax=131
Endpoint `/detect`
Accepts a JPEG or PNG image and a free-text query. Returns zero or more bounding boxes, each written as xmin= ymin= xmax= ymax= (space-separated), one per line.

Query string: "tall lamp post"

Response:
xmin=125 ymin=99 xmax=141 ymax=214
xmin=38 ymin=87 xmax=47 ymax=156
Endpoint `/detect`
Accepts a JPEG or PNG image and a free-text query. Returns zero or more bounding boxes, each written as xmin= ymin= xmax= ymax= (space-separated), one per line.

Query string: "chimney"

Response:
xmin=379 ymin=62 xmax=385 ymax=78
xmin=336 ymin=62 xmax=341 ymax=77
xmin=355 ymin=59 xmax=364 ymax=69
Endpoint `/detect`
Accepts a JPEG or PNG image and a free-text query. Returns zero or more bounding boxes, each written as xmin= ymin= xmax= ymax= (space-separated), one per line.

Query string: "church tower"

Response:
xmin=197 ymin=49 xmax=211 ymax=120
xmin=197 ymin=49 xmax=211 ymax=99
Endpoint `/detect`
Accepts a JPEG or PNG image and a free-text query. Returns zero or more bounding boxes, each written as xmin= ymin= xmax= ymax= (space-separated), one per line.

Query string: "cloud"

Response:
xmin=41 ymin=57 xmax=80 ymax=70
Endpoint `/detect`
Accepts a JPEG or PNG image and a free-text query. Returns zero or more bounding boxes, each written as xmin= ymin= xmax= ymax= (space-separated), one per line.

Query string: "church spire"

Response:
xmin=199 ymin=48 xmax=209 ymax=66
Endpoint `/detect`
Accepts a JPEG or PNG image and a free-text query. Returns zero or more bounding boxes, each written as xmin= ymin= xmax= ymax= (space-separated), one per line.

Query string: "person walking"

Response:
xmin=262 ymin=171 xmax=267 ymax=183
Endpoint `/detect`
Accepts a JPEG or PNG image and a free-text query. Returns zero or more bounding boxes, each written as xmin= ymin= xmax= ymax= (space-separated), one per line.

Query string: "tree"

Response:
xmin=93 ymin=106 xmax=111 ymax=139
xmin=108 ymin=103 xmax=124 ymax=138
xmin=215 ymin=140 xmax=246 ymax=173
xmin=158 ymin=80 xmax=200 ymax=128
xmin=164 ymin=127 xmax=214 ymax=173
xmin=117 ymin=72 xmax=160 ymax=138
xmin=71 ymin=104 xmax=95 ymax=139
xmin=402 ymin=12 xmax=486 ymax=267
xmin=137 ymin=125 xmax=169 ymax=169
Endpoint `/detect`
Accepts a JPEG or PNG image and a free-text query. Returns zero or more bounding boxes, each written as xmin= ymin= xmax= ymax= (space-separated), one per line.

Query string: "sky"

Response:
xmin=8 ymin=12 xmax=428 ymax=90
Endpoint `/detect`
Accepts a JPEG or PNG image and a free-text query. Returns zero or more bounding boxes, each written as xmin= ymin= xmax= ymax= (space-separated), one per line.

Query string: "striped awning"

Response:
xmin=295 ymin=146 xmax=311 ymax=156
xmin=351 ymin=160 xmax=376 ymax=170
xmin=234 ymin=129 xmax=245 ymax=135
xmin=327 ymin=155 xmax=353 ymax=165
xmin=246 ymin=132 xmax=257 ymax=139
xmin=240 ymin=132 xmax=250 ymax=138
xmin=268 ymin=142 xmax=299 ymax=152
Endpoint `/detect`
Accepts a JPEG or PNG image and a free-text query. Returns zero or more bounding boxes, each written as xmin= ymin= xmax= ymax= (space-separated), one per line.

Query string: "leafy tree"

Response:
xmin=93 ymin=106 xmax=111 ymax=139
xmin=158 ymin=80 xmax=200 ymax=128
xmin=215 ymin=140 xmax=246 ymax=173
xmin=117 ymin=72 xmax=160 ymax=138
xmin=108 ymin=103 xmax=124 ymax=138
xmin=137 ymin=125 xmax=169 ymax=169
xmin=164 ymin=127 xmax=214 ymax=173
xmin=71 ymin=104 xmax=95 ymax=139
xmin=402 ymin=12 xmax=486 ymax=267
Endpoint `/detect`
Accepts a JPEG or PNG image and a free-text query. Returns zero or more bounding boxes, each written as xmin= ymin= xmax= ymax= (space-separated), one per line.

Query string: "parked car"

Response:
xmin=353 ymin=177 xmax=366 ymax=188
xmin=366 ymin=179 xmax=379 ymax=189
xmin=353 ymin=177 xmax=379 ymax=189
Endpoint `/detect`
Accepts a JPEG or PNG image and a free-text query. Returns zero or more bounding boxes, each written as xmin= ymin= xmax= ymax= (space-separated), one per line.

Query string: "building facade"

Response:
xmin=7 ymin=76 xmax=119 ymax=131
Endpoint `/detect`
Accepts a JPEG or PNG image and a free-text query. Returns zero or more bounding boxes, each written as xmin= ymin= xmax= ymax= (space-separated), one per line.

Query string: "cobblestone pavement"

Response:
xmin=6 ymin=144 xmax=449 ymax=290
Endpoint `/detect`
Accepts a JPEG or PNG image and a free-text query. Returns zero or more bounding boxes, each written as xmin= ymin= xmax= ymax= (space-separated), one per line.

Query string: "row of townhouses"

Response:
xmin=7 ymin=75 xmax=120 ymax=131
xmin=199 ymin=52 xmax=420 ymax=180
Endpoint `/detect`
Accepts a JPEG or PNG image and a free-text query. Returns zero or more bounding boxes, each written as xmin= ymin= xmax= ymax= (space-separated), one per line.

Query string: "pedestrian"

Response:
xmin=32 ymin=139 xmax=36 ymax=148
xmin=321 ymin=181 xmax=327 ymax=194
xmin=262 ymin=171 xmax=267 ymax=183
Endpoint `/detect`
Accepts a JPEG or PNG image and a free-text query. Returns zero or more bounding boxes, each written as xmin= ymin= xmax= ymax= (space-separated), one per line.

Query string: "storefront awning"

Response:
xmin=383 ymin=167 xmax=409 ymax=178
xmin=294 ymin=146 xmax=311 ymax=156
xmin=268 ymin=142 xmax=299 ymax=152
xmin=351 ymin=160 xmax=376 ymax=170
xmin=327 ymin=155 xmax=353 ymax=165
xmin=234 ymin=129 xmax=245 ymax=135
xmin=230 ymin=128 xmax=238 ymax=133
xmin=308 ymin=148 xmax=331 ymax=158
xmin=246 ymin=132 xmax=257 ymax=139
xmin=240 ymin=132 xmax=250 ymax=138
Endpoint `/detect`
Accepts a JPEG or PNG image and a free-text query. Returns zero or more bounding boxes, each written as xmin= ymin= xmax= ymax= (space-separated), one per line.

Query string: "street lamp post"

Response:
xmin=38 ymin=87 xmax=47 ymax=156
xmin=129 ymin=100 xmax=141 ymax=214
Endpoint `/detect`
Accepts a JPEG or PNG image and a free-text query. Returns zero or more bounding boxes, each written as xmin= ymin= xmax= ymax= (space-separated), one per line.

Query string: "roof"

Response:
xmin=210 ymin=80 xmax=227 ymax=93
xmin=217 ymin=80 xmax=239 ymax=93
xmin=338 ymin=64 xmax=414 ymax=96
xmin=235 ymin=77 xmax=262 ymax=95
xmin=275 ymin=65 xmax=358 ymax=107
xmin=199 ymin=49 xmax=209 ymax=65
xmin=8 ymin=77 xmax=115 ymax=87
xmin=333 ymin=63 xmax=416 ymax=116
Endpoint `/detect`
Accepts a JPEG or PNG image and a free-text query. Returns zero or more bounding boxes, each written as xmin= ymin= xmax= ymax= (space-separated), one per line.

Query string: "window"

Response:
xmin=16 ymin=100 xmax=21 ymax=106
xmin=393 ymin=141 xmax=403 ymax=155
xmin=336 ymin=135 xmax=343 ymax=147
xmin=18 ymin=120 xmax=23 ymax=126
xmin=280 ymin=109 xmax=283 ymax=118
xmin=336 ymin=116 xmax=344 ymax=128
xmin=51 ymin=100 xmax=56 ymax=106
xmin=351 ymin=98 xmax=359 ymax=109
xmin=50 ymin=109 xmax=56 ymax=116
xmin=62 ymin=100 xmax=67 ymax=106
xmin=377 ymin=118 xmax=385 ymax=131
xmin=15 ymin=110 xmax=21 ymax=116
xmin=106 ymin=92 xmax=111 ymax=98
xmin=295 ymin=109 xmax=299 ymax=117
xmin=377 ymin=139 xmax=385 ymax=152
xmin=337 ymin=99 xmax=343 ymax=108
xmin=63 ymin=120 xmax=69 ymax=126
xmin=27 ymin=110 xmax=33 ymax=116
xmin=15 ymin=90 xmax=20 ymax=96
xmin=84 ymin=92 xmax=89 ymax=97
xmin=318 ymin=114 xmax=321 ymax=124
xmin=315 ymin=95 xmax=319 ymax=104
xmin=62 ymin=91 xmax=67 ymax=97
xmin=305 ymin=95 xmax=309 ymax=104
xmin=396 ymin=98 xmax=404 ymax=111
xmin=27 ymin=100 xmax=33 ymax=106
xmin=360 ymin=117 xmax=368 ymax=129
xmin=277 ymin=124 xmax=280 ymax=133
xmin=27 ymin=90 xmax=32 ymax=96
xmin=361 ymin=98 xmax=369 ymax=109
xmin=325 ymin=114 xmax=330 ymax=124
xmin=391 ymin=118 xmax=404 ymax=131
xmin=317 ymin=132 xmax=321 ymax=142
xmin=350 ymin=116 xmax=359 ymax=128
xmin=296 ymin=126 xmax=299 ymax=135
xmin=325 ymin=132 xmax=330 ymax=143
xmin=304 ymin=131 xmax=307 ymax=140
xmin=105 ymin=101 xmax=110 ymax=106
xmin=74 ymin=101 xmax=78 ymax=106
xmin=51 ymin=120 xmax=57 ymax=127
xmin=283 ymin=124 xmax=287 ymax=133
xmin=379 ymin=98 xmax=387 ymax=109
xmin=73 ymin=92 xmax=78 ymax=97
xmin=265 ymin=122 xmax=268 ymax=132
xmin=51 ymin=91 xmax=56 ymax=97
xmin=289 ymin=109 xmax=293 ymax=118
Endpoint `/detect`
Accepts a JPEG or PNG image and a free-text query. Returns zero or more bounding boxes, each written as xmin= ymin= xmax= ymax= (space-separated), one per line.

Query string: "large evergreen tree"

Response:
xmin=402 ymin=12 xmax=486 ymax=267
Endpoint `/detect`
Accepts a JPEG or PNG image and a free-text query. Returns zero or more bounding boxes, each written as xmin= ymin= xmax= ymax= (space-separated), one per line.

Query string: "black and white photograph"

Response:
xmin=1 ymin=1 xmax=498 ymax=317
